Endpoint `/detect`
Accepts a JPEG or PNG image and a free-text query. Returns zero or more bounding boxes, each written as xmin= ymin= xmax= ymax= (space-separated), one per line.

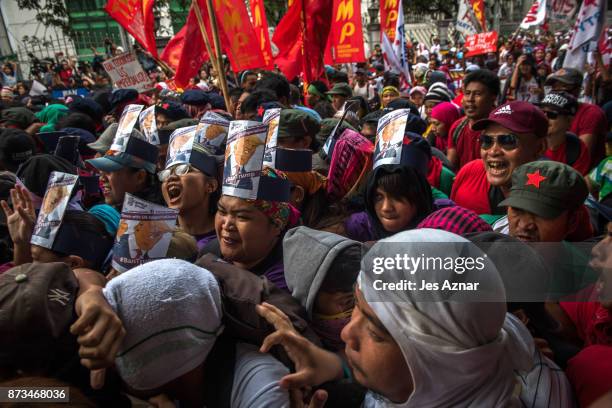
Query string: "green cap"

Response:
xmin=315 ymin=118 xmax=356 ymax=146
xmin=0 ymin=107 xmax=37 ymax=129
xmin=325 ymin=82 xmax=353 ymax=97
xmin=277 ymin=109 xmax=321 ymax=139
xmin=499 ymin=161 xmax=588 ymax=219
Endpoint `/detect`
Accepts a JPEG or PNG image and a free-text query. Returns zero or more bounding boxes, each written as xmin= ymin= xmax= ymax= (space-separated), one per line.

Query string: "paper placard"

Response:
xmin=222 ymin=120 xmax=268 ymax=199
xmin=139 ymin=105 xmax=159 ymax=145
xmin=262 ymin=108 xmax=281 ymax=168
xmin=112 ymin=194 xmax=178 ymax=273
xmin=111 ymin=104 xmax=144 ymax=152
xmin=30 ymin=171 xmax=79 ymax=248
xmin=195 ymin=111 xmax=230 ymax=154
xmin=102 ymin=52 xmax=154 ymax=92
xmin=165 ymin=126 xmax=197 ymax=169
xmin=373 ymin=109 xmax=408 ymax=168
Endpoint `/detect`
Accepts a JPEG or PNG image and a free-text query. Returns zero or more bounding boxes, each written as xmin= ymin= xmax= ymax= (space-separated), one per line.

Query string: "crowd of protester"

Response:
xmin=0 ymin=27 xmax=611 ymax=408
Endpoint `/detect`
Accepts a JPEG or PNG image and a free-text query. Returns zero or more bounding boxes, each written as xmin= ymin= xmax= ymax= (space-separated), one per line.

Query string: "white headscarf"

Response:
xmin=360 ymin=229 xmax=532 ymax=407
xmin=103 ymin=259 xmax=223 ymax=391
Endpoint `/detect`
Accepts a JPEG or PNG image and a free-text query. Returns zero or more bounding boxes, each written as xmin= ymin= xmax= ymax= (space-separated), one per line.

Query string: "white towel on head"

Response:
xmin=103 ymin=258 xmax=223 ymax=391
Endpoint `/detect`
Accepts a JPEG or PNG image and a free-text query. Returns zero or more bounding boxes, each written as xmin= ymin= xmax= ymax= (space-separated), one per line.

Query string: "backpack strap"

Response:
xmin=452 ymin=117 xmax=470 ymax=146
xmin=565 ymin=132 xmax=581 ymax=166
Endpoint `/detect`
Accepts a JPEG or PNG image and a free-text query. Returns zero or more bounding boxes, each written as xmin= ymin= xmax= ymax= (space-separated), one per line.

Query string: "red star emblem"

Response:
xmin=525 ymin=170 xmax=547 ymax=188
xmin=257 ymin=105 xmax=264 ymax=117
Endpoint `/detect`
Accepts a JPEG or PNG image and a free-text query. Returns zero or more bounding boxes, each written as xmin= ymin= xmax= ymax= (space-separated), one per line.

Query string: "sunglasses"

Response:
xmin=544 ymin=111 xmax=560 ymax=120
xmin=479 ymin=134 xmax=519 ymax=151
xmin=158 ymin=163 xmax=195 ymax=182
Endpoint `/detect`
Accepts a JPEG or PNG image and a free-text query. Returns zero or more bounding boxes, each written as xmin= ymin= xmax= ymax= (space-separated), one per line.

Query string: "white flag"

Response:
xmin=456 ymin=0 xmax=479 ymax=37
xmin=382 ymin=0 xmax=411 ymax=85
xmin=520 ymin=0 xmax=547 ymax=29
xmin=563 ymin=0 xmax=606 ymax=70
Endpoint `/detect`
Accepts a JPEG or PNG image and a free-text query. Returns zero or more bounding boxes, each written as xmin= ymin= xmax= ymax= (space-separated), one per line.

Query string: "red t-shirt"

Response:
xmin=450 ymin=159 xmax=492 ymax=215
xmin=447 ymin=117 xmax=482 ymax=169
xmin=570 ymin=103 xmax=607 ymax=168
xmin=544 ymin=136 xmax=591 ymax=176
xmin=560 ymin=297 xmax=611 ymax=347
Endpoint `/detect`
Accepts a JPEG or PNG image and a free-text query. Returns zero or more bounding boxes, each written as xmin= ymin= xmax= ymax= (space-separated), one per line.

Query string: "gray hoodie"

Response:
xmin=283 ymin=226 xmax=364 ymax=317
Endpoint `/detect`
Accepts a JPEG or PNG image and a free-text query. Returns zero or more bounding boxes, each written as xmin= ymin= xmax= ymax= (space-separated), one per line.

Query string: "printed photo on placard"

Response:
xmin=112 ymin=194 xmax=178 ymax=273
xmin=195 ymin=111 xmax=230 ymax=153
xmin=139 ymin=105 xmax=159 ymax=145
xmin=165 ymin=126 xmax=197 ymax=168
xmin=373 ymin=109 xmax=408 ymax=167
xmin=30 ymin=171 xmax=79 ymax=248
xmin=111 ymin=104 xmax=144 ymax=152
xmin=222 ymin=120 xmax=268 ymax=200
xmin=262 ymin=108 xmax=281 ymax=167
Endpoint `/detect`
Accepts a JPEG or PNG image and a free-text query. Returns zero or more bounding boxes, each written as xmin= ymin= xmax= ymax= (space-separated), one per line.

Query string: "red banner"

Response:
xmin=161 ymin=0 xmax=265 ymax=87
xmin=272 ymin=0 xmax=333 ymax=82
xmin=324 ymin=0 xmax=365 ymax=64
xmin=380 ymin=0 xmax=399 ymax=42
xmin=250 ymin=0 xmax=274 ymax=69
xmin=465 ymin=31 xmax=498 ymax=57
xmin=469 ymin=0 xmax=487 ymax=32
xmin=214 ymin=0 xmax=265 ymax=71
xmin=105 ymin=0 xmax=158 ymax=58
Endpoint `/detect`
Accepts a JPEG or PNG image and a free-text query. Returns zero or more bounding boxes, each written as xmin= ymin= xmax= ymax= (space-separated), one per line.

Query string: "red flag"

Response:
xmin=161 ymin=8 xmax=209 ymax=88
xmin=272 ymin=0 xmax=333 ymax=82
xmin=105 ymin=0 xmax=158 ymax=58
xmin=214 ymin=0 xmax=266 ymax=71
xmin=380 ymin=0 xmax=399 ymax=43
xmin=324 ymin=0 xmax=365 ymax=64
xmin=469 ymin=0 xmax=487 ymax=32
xmin=250 ymin=0 xmax=274 ymax=69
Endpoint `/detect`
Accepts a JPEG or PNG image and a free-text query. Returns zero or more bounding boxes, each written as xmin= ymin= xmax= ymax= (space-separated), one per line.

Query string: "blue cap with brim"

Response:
xmin=87 ymin=137 xmax=158 ymax=174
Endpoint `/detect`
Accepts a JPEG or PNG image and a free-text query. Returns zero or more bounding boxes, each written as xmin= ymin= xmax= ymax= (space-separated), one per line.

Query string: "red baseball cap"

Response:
xmin=472 ymin=101 xmax=548 ymax=139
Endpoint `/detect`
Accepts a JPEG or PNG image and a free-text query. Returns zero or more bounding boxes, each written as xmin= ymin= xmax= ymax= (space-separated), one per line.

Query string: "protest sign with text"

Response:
xmin=102 ymin=52 xmax=154 ymax=92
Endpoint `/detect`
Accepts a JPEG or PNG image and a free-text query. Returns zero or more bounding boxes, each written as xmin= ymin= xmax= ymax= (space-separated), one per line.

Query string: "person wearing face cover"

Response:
xmin=258 ymin=229 xmax=576 ymax=407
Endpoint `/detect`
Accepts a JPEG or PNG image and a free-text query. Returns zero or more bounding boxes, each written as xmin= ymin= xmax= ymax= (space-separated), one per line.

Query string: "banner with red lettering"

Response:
xmin=465 ymin=31 xmax=498 ymax=57
xmin=547 ymin=0 xmax=577 ymax=24
xmin=250 ymin=0 xmax=274 ymax=69
xmin=105 ymin=0 xmax=158 ymax=58
xmin=469 ymin=0 xmax=487 ymax=32
xmin=324 ymin=0 xmax=365 ymax=64
xmin=380 ymin=0 xmax=399 ymax=43
xmin=102 ymin=52 xmax=155 ymax=91
xmin=520 ymin=0 xmax=547 ymax=29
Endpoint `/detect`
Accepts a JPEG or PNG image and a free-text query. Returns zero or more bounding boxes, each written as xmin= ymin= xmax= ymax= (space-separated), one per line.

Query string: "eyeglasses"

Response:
xmin=479 ymin=134 xmax=519 ymax=151
xmin=544 ymin=111 xmax=559 ymax=120
xmin=158 ymin=163 xmax=195 ymax=182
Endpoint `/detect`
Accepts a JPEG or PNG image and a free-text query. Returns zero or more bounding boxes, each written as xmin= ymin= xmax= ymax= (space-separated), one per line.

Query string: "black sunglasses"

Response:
xmin=479 ymin=134 xmax=519 ymax=151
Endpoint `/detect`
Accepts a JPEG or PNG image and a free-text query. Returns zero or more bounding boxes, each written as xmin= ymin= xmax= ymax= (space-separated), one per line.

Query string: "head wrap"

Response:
xmin=381 ymin=86 xmax=400 ymax=97
xmin=360 ymin=229 xmax=533 ymax=407
xmin=431 ymin=102 xmax=461 ymax=129
xmin=35 ymin=104 xmax=69 ymax=133
xmin=103 ymin=259 xmax=223 ymax=391
xmin=248 ymin=167 xmax=291 ymax=230
xmin=88 ymin=204 xmax=120 ymax=236
xmin=417 ymin=206 xmax=492 ymax=235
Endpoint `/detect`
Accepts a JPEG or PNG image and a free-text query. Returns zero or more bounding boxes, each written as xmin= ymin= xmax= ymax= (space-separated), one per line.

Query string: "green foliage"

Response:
xmin=404 ymin=0 xmax=456 ymax=19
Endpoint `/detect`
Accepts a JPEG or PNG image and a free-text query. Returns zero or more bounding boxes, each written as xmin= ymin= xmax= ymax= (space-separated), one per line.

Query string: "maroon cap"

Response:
xmin=472 ymin=101 xmax=548 ymax=138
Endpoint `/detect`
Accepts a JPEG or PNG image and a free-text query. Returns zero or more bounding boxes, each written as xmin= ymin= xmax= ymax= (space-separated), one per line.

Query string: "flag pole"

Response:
xmin=204 ymin=0 xmax=233 ymax=112
xmin=192 ymin=0 xmax=223 ymax=83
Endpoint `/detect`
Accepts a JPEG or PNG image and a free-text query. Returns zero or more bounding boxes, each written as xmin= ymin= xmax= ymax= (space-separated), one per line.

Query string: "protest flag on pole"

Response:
xmin=105 ymin=0 xmax=158 ymax=58
xmin=520 ymin=0 xmax=548 ymax=30
xmin=563 ymin=0 xmax=606 ymax=70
